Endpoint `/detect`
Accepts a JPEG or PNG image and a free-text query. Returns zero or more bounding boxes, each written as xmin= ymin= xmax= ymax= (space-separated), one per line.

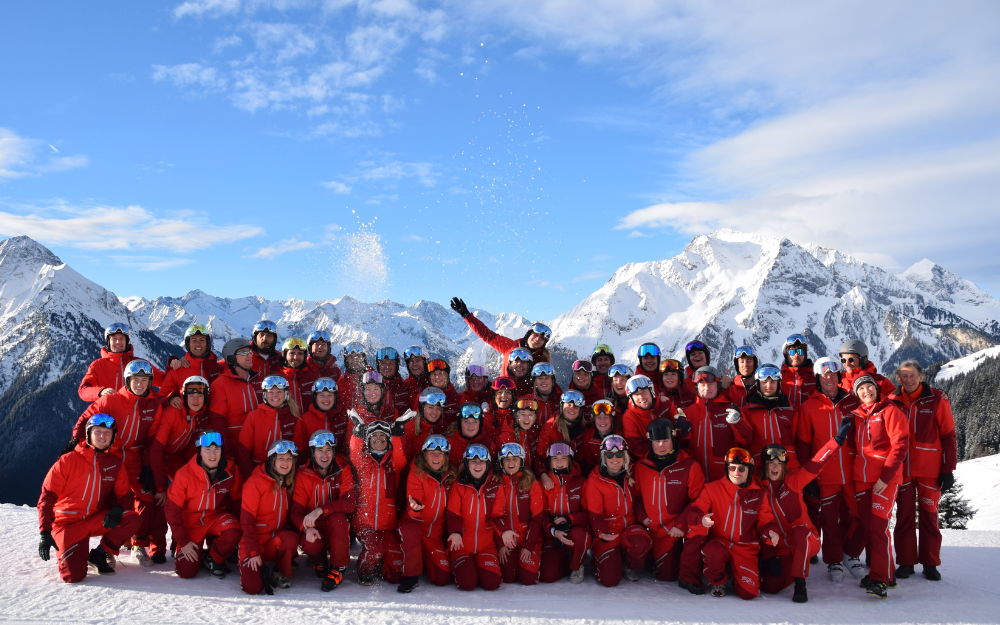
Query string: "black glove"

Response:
xmin=675 ymin=416 xmax=692 ymax=438
xmin=551 ymin=517 xmax=571 ymax=534
xmin=764 ymin=556 xmax=782 ymax=578
xmin=833 ymin=415 xmax=854 ymax=445
xmin=60 ymin=439 xmax=79 ymax=456
xmin=938 ymin=472 xmax=955 ymax=493
xmin=803 ymin=479 xmax=820 ymax=500
xmin=390 ymin=420 xmax=406 ymax=437
xmin=140 ymin=465 xmax=155 ymax=493
xmin=38 ymin=530 xmax=57 ymax=561
xmin=103 ymin=505 xmax=124 ymax=530
xmin=450 ymin=297 xmax=470 ymax=319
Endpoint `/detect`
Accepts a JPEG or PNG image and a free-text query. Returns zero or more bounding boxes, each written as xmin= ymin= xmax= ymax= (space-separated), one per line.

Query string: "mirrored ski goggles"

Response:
xmin=491 ymin=377 xmax=516 ymax=391
xmin=262 ymin=375 xmax=290 ymax=390
xmin=87 ymin=414 xmax=116 ymax=429
xmin=253 ymin=320 xmax=278 ymax=335
xmin=376 ymin=347 xmax=398 ymax=361
xmin=125 ymin=360 xmax=154 ymax=377
xmin=609 ymin=364 xmax=631 ymax=377
xmin=816 ymin=360 xmax=842 ymax=375
xmin=626 ymin=376 xmax=653 ymax=395
xmin=460 ymin=404 xmax=484 ymax=419
xmin=637 ymin=344 xmax=660 ymax=357
xmin=106 ymin=322 xmax=131 ymax=335
xmin=528 ymin=322 xmax=552 ymax=340
xmin=725 ymin=447 xmax=753 ymax=465
xmin=531 ymin=362 xmax=555 ymax=377
xmin=419 ymin=390 xmax=448 ymax=406
xmin=343 ymin=343 xmax=366 ymax=355
xmin=183 ymin=384 xmax=207 ymax=396
xmin=592 ymin=401 xmax=614 ymax=416
xmin=498 ymin=442 xmax=525 ymax=459
xmin=234 ymin=346 xmax=253 ymax=357
xmin=403 ymin=345 xmax=428 ymax=360
xmin=185 ymin=324 xmax=209 ymax=338
xmin=313 ymin=377 xmax=338 ymax=393
xmin=601 ymin=435 xmax=627 ymax=454
xmin=282 ymin=337 xmax=307 ymax=352
xmin=362 ymin=371 xmax=384 ymax=385
xmin=686 ymin=340 xmax=706 ymax=352
xmin=659 ymin=359 xmax=683 ymax=373
xmin=309 ymin=431 xmax=337 ymax=449
xmin=427 ymin=359 xmax=449 ymax=372
xmin=267 ymin=440 xmax=299 ymax=457
xmin=307 ymin=330 xmax=332 ymax=344
xmin=515 ymin=398 xmax=539 ymax=411
xmin=196 ymin=431 xmax=224 ymax=448
xmin=755 ymin=366 xmax=782 ymax=382
xmin=561 ymin=390 xmax=585 ymax=406
xmin=466 ymin=364 xmax=488 ymax=377
xmin=572 ymin=360 xmax=594 ymax=373
xmin=786 ymin=348 xmax=805 ymax=357
xmin=692 ymin=371 xmax=717 ymax=383
xmin=784 ymin=333 xmax=808 ymax=347
xmin=464 ymin=444 xmax=491 ymax=462
xmin=734 ymin=345 xmax=756 ymax=358
xmin=763 ymin=446 xmax=788 ymax=463
xmin=508 ymin=348 xmax=532 ymax=362
xmin=422 ymin=435 xmax=450 ymax=453
xmin=548 ymin=442 xmax=574 ymax=457
xmin=593 ymin=344 xmax=614 ymax=356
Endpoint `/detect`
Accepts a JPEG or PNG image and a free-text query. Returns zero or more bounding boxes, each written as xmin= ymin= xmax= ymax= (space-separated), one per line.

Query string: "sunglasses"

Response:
xmin=841 ymin=356 xmax=859 ymax=363
xmin=728 ymin=464 xmax=748 ymax=473
xmin=604 ymin=451 xmax=625 ymax=459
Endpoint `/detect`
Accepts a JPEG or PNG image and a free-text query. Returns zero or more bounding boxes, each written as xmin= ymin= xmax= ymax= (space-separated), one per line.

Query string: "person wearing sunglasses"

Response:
xmin=78 ymin=323 xmax=165 ymax=403
xmin=725 ymin=346 xmax=759 ymax=409
xmin=165 ymin=430 xmax=243 ymax=581
xmin=214 ymin=339 xmax=262 ymax=446
xmin=249 ymin=320 xmax=282 ymax=379
xmin=447 ymin=445 xmax=503 ymax=591
xmin=688 ymin=447 xmax=780 ymax=599
xmin=401 ymin=345 xmax=430 ymax=398
xmin=847 ymin=375 xmax=909 ymax=598
xmin=490 ymin=443 xmax=545 ymax=585
xmin=531 ymin=362 xmax=564 ymax=425
xmin=446 ymin=403 xmax=496 ymax=468
xmin=837 ymin=339 xmax=895 ymax=398
xmin=348 ymin=420 xmax=408 ymax=586
xmin=337 ymin=342 xmax=370 ymax=410
xmin=377 ymin=347 xmax=417 ymax=417
xmin=294 ymin=377 xmax=348 ymax=459
xmin=291 ymin=430 xmax=355 ymax=592
xmin=622 ymin=375 xmax=661 ymax=459
xmin=757 ymin=427 xmax=851 ymax=604
xmin=579 ymin=400 xmax=623 ymax=476
xmin=237 ymin=375 xmax=299 ymax=480
xmin=674 ymin=366 xmax=743 ymax=482
xmin=658 ymin=359 xmax=697 ymax=416
xmin=499 ymin=397 xmax=545 ymax=476
xmin=450 ymin=296 xmax=553 ymax=377
xmin=74 ymin=359 xmax=164 ymax=566
xmin=306 ymin=330 xmax=342 ymax=382
xmin=590 ymin=344 xmax=616 ymax=377
xmin=632 ymin=419 xmax=707 ymax=593
xmin=584 ymin=434 xmax=652 ymax=586
xmin=539 ymin=442 xmax=591 ymax=584
xmin=38 ymin=414 xmax=142 ymax=582
xmin=568 ymin=359 xmax=607 ymax=407
xmin=731 ymin=363 xmax=801 ymax=470
xmin=889 ymin=360 xmax=956 ymax=584
xmin=459 ymin=362 xmax=492 ymax=407
xmin=779 ymin=334 xmax=816 ymax=410
xmin=605 ymin=363 xmax=633 ymax=417
xmin=536 ymin=391 xmax=588 ymax=490
xmin=279 ymin=337 xmax=318 ymax=415
xmin=239 ymin=439 xmax=299 ymax=594
xmin=796 ymin=356 xmax=865 ymax=582
xmin=482 ymin=376 xmax=517 ymax=441
xmin=159 ymin=324 xmax=225 ymax=412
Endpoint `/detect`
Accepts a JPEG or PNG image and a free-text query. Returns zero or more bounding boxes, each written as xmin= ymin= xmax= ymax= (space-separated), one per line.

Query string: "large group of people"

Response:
xmin=36 ymin=297 xmax=957 ymax=602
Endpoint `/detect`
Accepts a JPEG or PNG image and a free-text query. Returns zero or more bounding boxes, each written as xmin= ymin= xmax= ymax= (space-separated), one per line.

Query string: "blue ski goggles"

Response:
xmin=464 ymin=444 xmax=491 ymax=462
xmin=734 ymin=345 xmax=756 ymax=358
xmin=376 ymin=347 xmax=398 ymax=361
xmin=755 ymin=365 xmax=782 ymax=382
xmin=561 ymin=390 xmax=585 ymax=406
xmin=196 ymin=431 xmax=224 ymax=448
xmin=637 ymin=344 xmax=660 ymax=357
xmin=309 ymin=431 xmax=337 ymax=449
xmin=313 ymin=377 xmax=338 ymax=393
xmin=267 ymin=440 xmax=298 ymax=457
xmin=460 ymin=404 xmax=484 ymax=420
xmin=422 ymin=435 xmax=450 ymax=453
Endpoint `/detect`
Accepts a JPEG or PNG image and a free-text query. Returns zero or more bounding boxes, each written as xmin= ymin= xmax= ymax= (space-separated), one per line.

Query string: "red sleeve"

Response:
xmin=937 ymin=395 xmax=958 ymax=473
xmin=325 ymin=468 xmax=356 ymax=515
xmin=111 ymin=462 xmax=135 ymax=511
xmin=142 ymin=406 xmax=163 ymax=469
xmin=880 ymin=405 xmax=910 ymax=484
xmin=465 ymin=314 xmax=519 ymax=357
xmin=584 ymin=476 xmax=610 ymax=535
xmin=524 ymin=482 xmax=546 ymax=547
xmin=686 ymin=484 xmax=713 ymax=529
xmin=446 ymin=488 xmax=464 ymax=535
xmin=405 ymin=470 xmax=426 ymax=521
xmin=164 ymin=492 xmax=189 ymax=547
xmin=490 ymin=482 xmax=512 ymax=534
xmin=756 ymin=489 xmax=780 ymax=539
xmin=570 ymin=479 xmax=589 ymax=527
xmin=732 ymin=407 xmax=754 ymax=445
xmin=675 ymin=463 xmax=706 ymax=533
xmin=37 ymin=459 xmax=66 ymax=532
xmin=211 ymin=378 xmax=231 ymax=422
xmin=240 ymin=482 xmax=262 ymax=557
xmin=786 ymin=438 xmax=840 ymax=492
xmin=237 ymin=418 xmax=255 ymax=480
xmin=77 ymin=361 xmax=106 ymax=403
xmin=290 ymin=480 xmax=310 ymax=531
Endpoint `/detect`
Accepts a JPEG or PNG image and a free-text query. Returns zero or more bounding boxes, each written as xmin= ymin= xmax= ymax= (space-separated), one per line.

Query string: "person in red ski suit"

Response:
xmin=568 ymin=360 xmax=609 ymax=408
xmin=499 ymin=397 xmax=545 ymax=476
xmin=674 ymin=366 xmax=743 ymax=482
xmin=378 ymin=347 xmax=417 ymax=417
xmin=212 ymin=339 xmax=262 ymax=448
xmin=578 ymin=400 xmax=623 ymax=476
xmin=158 ymin=324 xmax=224 ymax=410
xmin=279 ymin=337 xmax=318 ymax=414
xmin=725 ymin=346 xmax=759 ymax=409
xmin=729 ymin=364 xmax=801 ymax=469
xmin=659 ymin=359 xmax=697 ymax=414
xmin=491 ymin=442 xmax=546 ymax=585
xmin=605 ymin=364 xmax=632 ymax=419
xmin=482 ymin=377 xmax=517 ymax=442
xmin=401 ymin=345 xmax=430 ymax=402
xmin=446 ymin=444 xmax=503 ymax=591
xmin=539 ymin=442 xmax=592 ymax=584
xmin=78 ymin=323 xmax=164 ymax=402
xmin=458 ymin=362 xmax=492 ymax=407
xmin=248 ymin=320 xmax=282 ymax=379
xmin=536 ymin=391 xmax=588 ymax=482
xmin=338 ymin=342 xmax=369 ymax=410
xmin=635 ymin=343 xmax=664 ymax=395
xmin=411 ymin=359 xmax=461 ymax=425
xmin=446 ymin=403 xmax=497 ymax=468
xmin=530 ymin=362 xmax=563 ymax=425
xmin=293 ymin=377 xmax=348 ymax=457
xmin=838 ymin=339 xmax=896 ymax=398
xmin=621 ymin=374 xmax=660 ymax=460
xmin=238 ymin=375 xmax=300 ymax=479
xmin=780 ymin=334 xmax=815 ymax=410
xmin=450 ymin=297 xmax=552 ymax=376
xmin=306 ymin=330 xmax=342 ymax=382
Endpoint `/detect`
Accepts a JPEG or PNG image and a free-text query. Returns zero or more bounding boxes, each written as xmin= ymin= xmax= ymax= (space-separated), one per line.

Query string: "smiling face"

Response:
xmin=313 ymin=444 xmax=334 ymax=469
xmin=640 ymin=355 xmax=658 ymax=373
xmin=188 ymin=335 xmax=209 ymax=357
xmin=184 ymin=388 xmax=206 ymax=412
xmin=604 ymin=452 xmax=624 ymax=473
xmin=422 ymin=403 xmax=443 ymax=423
xmin=369 ymin=432 xmax=389 ymax=452
xmin=407 ymin=357 xmax=426 ymax=377
xmin=818 ymin=371 xmax=840 ymax=395
xmin=90 ymin=426 xmax=113 ymax=451
xmin=572 ymin=368 xmax=592 ymax=389
xmin=494 ymin=388 xmax=513 ymax=409
xmin=502 ymin=456 xmax=522 ymax=475
xmin=363 ymin=383 xmax=384 ymax=404
xmin=561 ymin=403 xmax=581 ymax=422
xmin=526 ymin=333 xmax=546 ymax=349
xmin=898 ymin=366 xmax=922 ymax=394
xmin=661 ymin=370 xmax=680 ymax=390
xmin=310 ymin=340 xmax=329 ymax=359
xmin=631 ymin=387 xmax=653 ymax=409
xmin=737 ymin=356 xmax=756 ymax=377
xmin=594 ymin=412 xmax=613 ymax=434
xmin=594 ymin=355 xmax=612 ymax=375
xmin=689 ymin=350 xmax=708 ymax=368
xmin=429 ymin=369 xmax=449 ymax=389
xmin=468 ymin=458 xmax=488 ymax=478
xmin=315 ymin=389 xmax=337 ymax=411
xmin=129 ymin=376 xmax=151 ymax=396
xmin=612 ymin=375 xmax=628 ymax=393
xmin=286 ymin=349 xmax=305 ymax=368
xmin=840 ymin=353 xmax=861 ymax=373
xmin=788 ymin=350 xmax=806 ymax=366
xmin=857 ymin=382 xmax=878 ymax=405
xmin=460 ymin=416 xmax=481 ymax=438
xmin=534 ymin=376 xmax=553 ymax=394
xmin=517 ymin=410 xmax=537 ymax=431
xmin=467 ymin=375 xmax=486 ymax=392
xmin=378 ymin=358 xmax=398 ymax=378
xmin=767 ymin=457 xmax=785 ymax=481
xmin=425 ymin=449 xmax=446 ymax=471
xmin=510 ymin=360 xmax=530 ymax=378
xmin=727 ymin=463 xmax=749 ymax=485
xmin=265 ymin=386 xmax=286 ymax=408
xmin=760 ymin=378 xmax=779 ymax=397
xmin=697 ymin=380 xmax=718 ymax=400
xmin=273 ymin=452 xmax=294 ymax=475
xmin=199 ymin=444 xmax=221 ymax=468
xmin=108 ymin=333 xmax=128 ymax=354
xmin=550 ymin=454 xmax=570 ymax=471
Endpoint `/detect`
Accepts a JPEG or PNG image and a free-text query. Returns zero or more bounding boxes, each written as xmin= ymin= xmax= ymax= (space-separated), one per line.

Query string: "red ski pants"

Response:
xmin=819 ymin=482 xmax=863 ymax=564
xmin=499 ymin=541 xmax=542 ymax=585
xmin=397 ymin=518 xmax=451 ymax=585
xmin=703 ymin=539 xmax=761 ymax=599
xmin=540 ymin=527 xmax=592 ymax=583
xmin=299 ymin=512 xmax=351 ymax=569
xmin=650 ymin=526 xmax=706 ymax=584
xmin=592 ymin=524 xmax=652 ymax=587
xmin=894 ymin=477 xmax=941 ymax=567
xmin=450 ymin=548 xmax=502 ymax=591
xmin=356 ymin=528 xmax=403 ymax=583
xmin=175 ymin=513 xmax=241 ymax=579
xmin=760 ymin=525 xmax=820 ymax=593
xmin=856 ymin=481 xmax=898 ymax=584
xmin=239 ymin=530 xmax=299 ymax=595
xmin=52 ymin=511 xmax=141 ymax=583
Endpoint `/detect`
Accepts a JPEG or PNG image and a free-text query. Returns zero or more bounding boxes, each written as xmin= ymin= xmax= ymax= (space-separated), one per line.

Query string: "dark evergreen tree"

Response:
xmin=939 ymin=478 xmax=977 ymax=530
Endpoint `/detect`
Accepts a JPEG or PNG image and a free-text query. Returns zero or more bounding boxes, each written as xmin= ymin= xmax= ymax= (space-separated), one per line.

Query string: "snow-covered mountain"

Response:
xmin=550 ymin=229 xmax=1000 ymax=374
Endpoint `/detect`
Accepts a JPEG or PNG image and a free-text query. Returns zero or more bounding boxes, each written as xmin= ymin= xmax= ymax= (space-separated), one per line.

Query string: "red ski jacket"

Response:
xmin=464 ymin=315 xmax=547 ymax=376
xmin=280 ymin=365 xmax=318 ymax=415
xmin=578 ymin=424 xmax=624 ymax=477
xmin=499 ymin=419 xmax=545 ymax=476
xmin=735 ymin=392 xmax=800 ymax=468
xmin=796 ymin=389 xmax=860 ymax=486
xmin=210 ymin=367 xmax=262 ymax=446
xmin=491 ymin=473 xmax=545 ymax=548
xmin=677 ymin=394 xmax=741 ymax=482
xmin=306 ymin=355 xmax=342 ymax=382
xmin=150 ymin=405 xmax=227 ymax=491
xmin=761 ymin=438 xmax=840 ymax=545
xmin=239 ymin=465 xmax=292 ymax=558
xmin=447 ymin=429 xmax=497 ymax=467
xmin=781 ymin=363 xmax=816 ymax=410
xmin=165 ymin=454 xmax=243 ymax=547
xmin=385 ymin=375 xmax=416 ymax=417
xmin=622 ymin=403 xmax=657 ymax=460
xmin=536 ymin=417 xmax=587 ymax=465
xmin=78 ymin=346 xmax=164 ymax=403
xmin=159 ymin=352 xmax=224 ymax=407
xmin=250 ymin=349 xmax=282 ymax=380
xmin=585 ymin=468 xmax=638 ymax=536
xmin=446 ymin=474 xmax=502 ymax=554
xmin=75 ymin=387 xmax=162 ymax=479
xmin=405 ymin=465 xmax=453 ymax=539
xmin=840 ymin=361 xmax=896 ymax=398
xmin=889 ymin=383 xmax=957 ymax=479
xmin=633 ymin=450 xmax=704 ymax=534
xmin=724 ymin=377 xmax=757 ymax=410
xmin=293 ymin=405 xmax=349 ymax=457
xmin=688 ymin=477 xmax=779 ymax=546
xmin=400 ymin=415 xmax=450 ymax=463
xmin=237 ymin=404 xmax=299 ymax=479
xmin=541 ymin=466 xmax=589 ymax=536
xmin=290 ymin=458 xmax=355 ymax=530
xmin=348 ymin=433 xmax=408 ymax=531
xmin=849 ymin=397 xmax=909 ymax=485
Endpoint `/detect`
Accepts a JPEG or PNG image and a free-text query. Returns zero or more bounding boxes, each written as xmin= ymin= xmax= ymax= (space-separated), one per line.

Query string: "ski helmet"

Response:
xmin=531 ymin=362 xmax=555 ymax=379
xmin=813 ymin=356 xmax=842 ymax=381
xmin=646 ymin=418 xmax=674 ymax=444
xmin=732 ymin=345 xmax=758 ymax=375
xmin=724 ymin=447 xmax=754 ymax=484
xmin=365 ymin=420 xmax=393 ymax=451
xmin=685 ymin=340 xmax=712 ymax=368
xmin=85 ymin=413 xmax=116 ymax=446
xmin=403 ymin=345 xmax=429 ymax=363
xmin=838 ymin=339 xmax=869 ymax=365
xmin=591 ymin=344 xmax=615 ymax=366
xmin=523 ymin=322 xmax=552 ymax=346
xmin=124 ymin=359 xmax=154 ymax=393
xmin=465 ymin=362 xmax=488 ymax=383
xmin=599 ymin=434 xmax=630 ymax=472
xmin=307 ymin=330 xmax=333 ymax=354
xmin=222 ymin=338 xmax=252 ymax=367
xmin=182 ymin=375 xmax=209 ymax=402
xmin=252 ymin=320 xmax=278 ymax=343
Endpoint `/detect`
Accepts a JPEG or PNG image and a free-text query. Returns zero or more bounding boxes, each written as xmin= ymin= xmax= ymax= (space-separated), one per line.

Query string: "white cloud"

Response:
xmin=321 ymin=180 xmax=352 ymax=194
xmin=359 ymin=160 xmax=437 ymax=186
xmin=572 ymin=271 xmax=609 ymax=283
xmin=249 ymin=237 xmax=316 ymax=259
xmin=151 ymin=63 xmax=227 ymax=90
xmin=110 ymin=256 xmax=196 ymax=271
xmin=212 ymin=34 xmax=243 ymax=53
xmin=0 ymin=202 xmax=263 ymax=251
xmin=0 ymin=128 xmax=88 ymax=181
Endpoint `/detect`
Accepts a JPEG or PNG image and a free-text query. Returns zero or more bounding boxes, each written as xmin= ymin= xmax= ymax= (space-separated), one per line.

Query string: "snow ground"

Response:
xmin=955 ymin=453 xmax=1000 ymax=531
xmin=935 ymin=344 xmax=1000 ymax=382
xmin=1 ymin=504 xmax=998 ymax=625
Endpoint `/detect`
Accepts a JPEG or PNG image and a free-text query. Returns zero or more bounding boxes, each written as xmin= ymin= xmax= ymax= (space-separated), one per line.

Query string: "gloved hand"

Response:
xmin=139 ymin=465 xmax=155 ymax=493
xmin=725 ymin=409 xmax=741 ymax=424
xmin=103 ymin=505 xmax=124 ymax=530
xmin=938 ymin=471 xmax=955 ymax=493
xmin=550 ymin=517 xmax=571 ymax=534
xmin=398 ymin=409 xmax=418 ymax=423
xmin=390 ymin=420 xmax=407 ymax=438
xmin=764 ymin=556 xmax=782 ymax=578
xmin=450 ymin=297 xmax=470 ymax=319
xmin=38 ymin=530 xmax=57 ymax=561
xmin=674 ymin=415 xmax=692 ymax=438
xmin=834 ymin=415 xmax=854 ymax=445
xmin=803 ymin=479 xmax=821 ymax=500
xmin=60 ymin=439 xmax=79 ymax=456
xmin=347 ymin=409 xmax=366 ymax=439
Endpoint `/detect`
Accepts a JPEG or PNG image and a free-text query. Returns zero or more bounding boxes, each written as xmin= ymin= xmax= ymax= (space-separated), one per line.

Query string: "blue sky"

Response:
xmin=1 ymin=1 xmax=998 ymax=320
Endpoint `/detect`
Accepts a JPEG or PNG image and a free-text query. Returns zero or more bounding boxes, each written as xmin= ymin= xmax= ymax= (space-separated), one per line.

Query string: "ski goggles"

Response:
xmin=593 ymin=344 xmax=614 ymax=356
xmin=725 ymin=447 xmax=753 ymax=465
xmin=419 ymin=390 xmax=448 ymax=406
xmin=815 ymin=360 xmax=842 ymax=375
xmin=608 ymin=364 xmax=631 ymax=378
xmin=755 ymin=365 xmax=782 ymax=382
xmin=183 ymin=384 xmax=207 ymax=396
xmin=267 ymin=440 xmax=299 ymax=457
xmin=685 ymin=340 xmax=706 ymax=352
xmin=262 ymin=375 xmax=290 ymax=391
xmin=491 ymin=377 xmax=516 ymax=391
xmin=184 ymin=324 xmax=210 ymax=339
xmin=548 ymin=442 xmax=574 ymax=457
xmin=692 ymin=370 xmax=717 ymax=383
xmin=125 ymin=360 xmax=154 ymax=378
xmin=498 ymin=442 xmax=525 ymax=459
xmin=528 ymin=322 xmax=552 ymax=341
xmin=659 ymin=359 xmax=682 ymax=373
xmin=734 ymin=345 xmax=756 ymax=358
xmin=626 ymin=375 xmax=653 ymax=395
xmin=105 ymin=322 xmax=130 ymax=336
xmin=601 ymin=435 xmax=627 ymax=454
xmin=786 ymin=348 xmax=806 ymax=357
xmin=87 ymin=414 xmax=116 ymax=430
xmin=464 ymin=444 xmax=491 ymax=462
xmin=309 ymin=431 xmax=337 ymax=449
xmin=561 ymin=390 xmax=585 ymax=407
xmin=571 ymin=360 xmax=594 ymax=373
xmin=592 ymin=401 xmax=614 ymax=416
xmin=313 ymin=377 xmax=338 ymax=393
xmin=508 ymin=348 xmax=532 ymax=363
xmin=197 ymin=431 xmax=224 ymax=448
xmin=531 ymin=362 xmax=555 ymax=377
xmin=763 ymin=446 xmax=787 ymax=463
xmin=361 ymin=371 xmax=384 ymax=385
xmin=282 ymin=337 xmax=307 ymax=352
xmin=403 ymin=345 xmax=428 ymax=360
xmin=422 ymin=435 xmax=450 ymax=453
xmin=376 ymin=347 xmax=398 ymax=361
xmin=427 ymin=359 xmax=449 ymax=372
xmin=515 ymin=398 xmax=539 ymax=411
xmin=466 ymin=364 xmax=488 ymax=377
xmin=637 ymin=344 xmax=660 ymax=357
xmin=343 ymin=343 xmax=366 ymax=355
xmin=307 ymin=330 xmax=332 ymax=345
xmin=234 ymin=346 xmax=253 ymax=357
xmin=784 ymin=333 xmax=808 ymax=347
xmin=253 ymin=320 xmax=278 ymax=335
xmin=460 ymin=404 xmax=484 ymax=420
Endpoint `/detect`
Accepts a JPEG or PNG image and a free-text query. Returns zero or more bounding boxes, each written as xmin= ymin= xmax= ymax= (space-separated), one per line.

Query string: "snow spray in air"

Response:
xmin=335 ymin=215 xmax=389 ymax=304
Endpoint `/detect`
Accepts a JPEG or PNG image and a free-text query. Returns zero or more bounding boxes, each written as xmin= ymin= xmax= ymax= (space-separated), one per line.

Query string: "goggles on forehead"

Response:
xmin=464 ymin=444 xmax=491 ymax=462
xmin=784 ymin=333 xmax=808 ymax=347
xmin=267 ymin=440 xmax=299 ymax=457
xmin=529 ymin=322 xmax=552 ymax=340
xmin=125 ymin=360 xmax=154 ymax=378
xmin=601 ymin=435 xmax=627 ymax=453
xmin=626 ymin=376 xmax=653 ymax=395
xmin=343 ymin=343 xmax=366 ymax=355
xmin=592 ymin=401 xmax=614 ymax=416
xmin=262 ymin=375 xmax=290 ymax=391
xmin=516 ymin=398 xmax=539 ymax=411
xmin=196 ymin=431 xmax=224 ymax=448
xmin=427 ymin=359 xmax=449 ymax=372
xmin=422 ymin=435 xmax=450 ymax=453
xmin=282 ymin=337 xmax=307 ymax=352
xmin=309 ymin=431 xmax=337 ymax=449
xmin=686 ymin=340 xmax=706 ymax=351
xmin=185 ymin=324 xmax=209 ymax=338
xmin=253 ymin=320 xmax=278 ymax=335
xmin=763 ymin=446 xmax=788 ymax=463
xmin=307 ymin=330 xmax=332 ymax=344
xmin=419 ymin=390 xmax=447 ymax=406
xmin=531 ymin=362 xmax=555 ymax=377
xmin=548 ymin=442 xmax=574 ymax=457
xmin=106 ymin=322 xmax=130 ymax=335
xmin=313 ymin=377 xmax=338 ymax=393
xmin=572 ymin=360 xmax=594 ymax=373
xmin=498 ymin=442 xmax=525 ymax=459
xmin=608 ymin=364 xmax=631 ymax=378
xmin=508 ymin=348 xmax=532 ymax=363
xmin=376 ymin=347 xmax=399 ymax=361
xmin=659 ymin=359 xmax=682 ymax=373
xmin=725 ymin=447 xmax=753 ymax=465
xmin=734 ymin=345 xmax=756 ymax=358
xmin=460 ymin=403 xmax=484 ymax=419
xmin=560 ymin=390 xmax=585 ymax=407
xmin=637 ymin=344 xmax=660 ymax=357
xmin=816 ymin=360 xmax=842 ymax=375
xmin=755 ymin=365 xmax=782 ymax=382
xmin=87 ymin=414 xmax=116 ymax=429
xmin=466 ymin=364 xmax=488 ymax=377
xmin=491 ymin=377 xmax=516 ymax=390
xmin=361 ymin=371 xmax=384 ymax=385
xmin=692 ymin=371 xmax=717 ymax=383
xmin=593 ymin=344 xmax=614 ymax=356
xmin=403 ymin=345 xmax=428 ymax=360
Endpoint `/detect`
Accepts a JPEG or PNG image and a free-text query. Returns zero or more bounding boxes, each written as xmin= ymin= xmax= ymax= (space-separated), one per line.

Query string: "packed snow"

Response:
xmin=935 ymin=344 xmax=1000 ymax=382
xmin=1 ymin=502 xmax=998 ymax=624
xmin=955 ymin=453 xmax=1000 ymax=531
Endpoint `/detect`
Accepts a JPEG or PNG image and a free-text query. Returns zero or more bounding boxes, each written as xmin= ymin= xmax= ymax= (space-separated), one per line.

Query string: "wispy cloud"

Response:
xmin=110 ymin=255 xmax=196 ymax=271
xmin=151 ymin=63 xmax=228 ymax=92
xmin=572 ymin=271 xmax=609 ymax=283
xmin=0 ymin=128 xmax=88 ymax=181
xmin=321 ymin=180 xmax=352 ymax=194
xmin=249 ymin=237 xmax=316 ymax=259
xmin=359 ymin=160 xmax=438 ymax=187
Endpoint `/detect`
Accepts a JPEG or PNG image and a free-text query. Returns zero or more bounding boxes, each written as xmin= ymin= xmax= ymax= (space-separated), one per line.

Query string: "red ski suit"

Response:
xmin=210 ymin=367 xmax=262 ymax=447
xmin=780 ymin=363 xmax=816 ymax=410
xmin=348 ymin=432 xmax=407 ymax=581
xmin=291 ymin=458 xmax=355 ymax=570
xmin=577 ymin=424 xmax=623 ymax=477
xmin=398 ymin=466 xmax=453 ymax=585
xmin=280 ymin=365 xmax=318 ymax=415
xmin=78 ymin=346 xmax=164 ymax=403
xmin=158 ymin=352 xmax=224 ymax=407
xmin=463 ymin=314 xmax=547 ymax=377
xmin=238 ymin=465 xmax=298 ymax=594
xmin=677 ymin=394 xmax=742 ymax=482
xmin=539 ymin=466 xmax=592 ymax=583
xmin=446 ymin=474 xmax=503 ymax=590
xmin=237 ymin=404 xmax=298 ymax=479
xmin=499 ymin=420 xmax=545 ymax=476
xmin=840 ymin=361 xmax=896 ymax=398
xmin=734 ymin=392 xmax=801 ymax=469
xmin=293 ymin=405 xmax=349 ymax=457
xmin=585 ymin=468 xmax=652 ymax=587
xmin=150 ymin=405 xmax=227 ymax=492
xmin=491 ymin=472 xmax=545 ymax=585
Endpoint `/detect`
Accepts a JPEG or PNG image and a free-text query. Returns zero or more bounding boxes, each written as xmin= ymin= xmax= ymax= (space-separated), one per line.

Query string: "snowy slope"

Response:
xmin=955 ymin=453 xmax=1000 ymax=531
xmin=550 ymin=229 xmax=1000 ymax=372
xmin=936 ymin=344 xmax=1000 ymax=383
xmin=1 ymin=503 xmax=997 ymax=624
